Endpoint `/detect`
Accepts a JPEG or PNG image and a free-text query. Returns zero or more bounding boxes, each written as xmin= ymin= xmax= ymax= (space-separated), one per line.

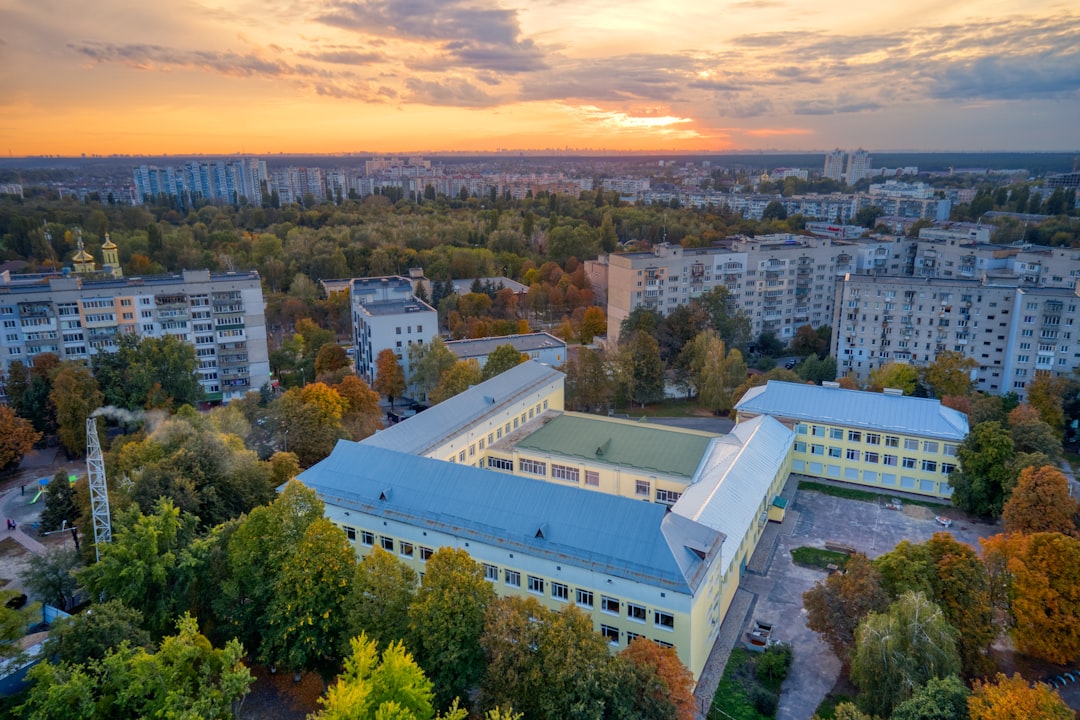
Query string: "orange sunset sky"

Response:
xmin=1 ymin=0 xmax=1078 ymax=156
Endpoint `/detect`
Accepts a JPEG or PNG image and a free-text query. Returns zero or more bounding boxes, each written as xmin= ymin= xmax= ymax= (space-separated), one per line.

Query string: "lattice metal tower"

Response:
xmin=86 ymin=417 xmax=112 ymax=561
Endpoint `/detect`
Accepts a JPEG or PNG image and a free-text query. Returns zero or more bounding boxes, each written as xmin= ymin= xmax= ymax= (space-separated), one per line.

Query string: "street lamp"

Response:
xmin=283 ymin=429 xmax=289 ymax=453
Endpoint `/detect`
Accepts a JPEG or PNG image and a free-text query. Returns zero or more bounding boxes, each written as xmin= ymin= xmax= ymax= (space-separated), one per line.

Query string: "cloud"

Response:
xmin=793 ymin=99 xmax=882 ymax=115
xmin=928 ymin=52 xmax=1080 ymax=100
xmin=70 ymin=42 xmax=331 ymax=79
xmin=562 ymin=104 xmax=704 ymax=139
xmin=404 ymin=77 xmax=497 ymax=107
xmin=521 ymin=53 xmax=697 ymax=103
xmin=743 ymin=127 xmax=812 ymax=137
xmin=299 ymin=49 xmax=383 ymax=65
xmin=317 ymin=0 xmax=546 ymax=72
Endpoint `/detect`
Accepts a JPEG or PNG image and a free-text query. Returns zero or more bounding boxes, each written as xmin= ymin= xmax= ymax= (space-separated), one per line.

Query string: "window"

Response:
xmin=505 ymin=570 xmax=521 ymax=587
xmin=628 ymin=603 xmax=646 ymax=622
xmin=902 ymin=457 xmax=917 ymax=469
xmin=846 ymin=448 xmax=860 ymax=461
xmin=469 ymin=444 xmax=476 ymax=457
xmin=361 ymin=531 xmax=374 ymax=546
xmin=585 ymin=470 xmax=600 ymax=487
xmin=602 ymin=596 xmax=620 ymax=615
xmin=400 ymin=542 xmax=414 ymax=558
xmin=627 ymin=631 xmax=642 ymax=644
xmin=811 ymin=444 xmax=824 ymax=455
xmin=528 ymin=576 xmax=545 ymax=594
xmin=866 ymin=433 xmax=880 ymax=445
xmin=552 ymin=464 xmax=579 ymax=483
xmin=794 ymin=441 xmax=807 ymax=453
xmin=795 ymin=423 xmax=808 ymax=435
xmin=864 ymin=452 xmax=879 ymax=464
xmin=478 ymin=438 xmax=485 ymax=451
xmin=601 ymin=625 xmax=620 ymax=645
xmin=345 ymin=527 xmax=356 ymax=541
xmin=848 ymin=431 xmax=862 ymax=442
xmin=395 ymin=327 xmax=401 ymax=334
xmin=942 ymin=463 xmax=956 ymax=474
xmin=922 ymin=460 xmax=938 ymax=472
xmin=381 ymin=536 xmax=394 ymax=552
xmin=655 ymin=611 xmax=675 ymax=630
xmin=552 ymin=582 xmax=569 ymax=601
xmin=655 ymin=639 xmax=674 ymax=648
xmin=943 ymin=444 xmax=958 ymax=457
xmin=420 ymin=547 xmax=434 ymax=561
xmin=830 ymin=428 xmax=844 ymax=440
xmin=829 ymin=447 xmax=842 ymax=458
xmin=811 ymin=425 xmax=825 ymax=437
xmin=904 ymin=438 xmax=919 ymax=450
xmin=656 ymin=489 xmax=682 ymax=504
xmin=923 ymin=441 xmax=939 ymax=454
xmin=487 ymin=457 xmax=513 ymax=471
xmin=519 ymin=459 xmax=546 ymax=476
xmin=458 ymin=450 xmax=466 ymax=462
xmin=885 ymin=435 xmax=899 ymax=448
xmin=576 ymin=589 xmax=594 ymax=607
xmin=635 ymin=480 xmax=650 ymax=497
xmin=484 ymin=564 xmax=498 ymax=581
xmin=883 ymin=454 xmax=897 ymax=466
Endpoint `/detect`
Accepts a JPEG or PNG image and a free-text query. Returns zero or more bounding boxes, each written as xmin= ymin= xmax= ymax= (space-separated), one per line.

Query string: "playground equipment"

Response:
xmin=28 ymin=477 xmax=49 ymax=504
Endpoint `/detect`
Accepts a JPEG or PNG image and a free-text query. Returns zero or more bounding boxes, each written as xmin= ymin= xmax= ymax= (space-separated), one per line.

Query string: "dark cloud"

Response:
xmin=714 ymin=96 xmax=774 ymax=118
xmin=404 ymin=77 xmax=497 ymax=107
xmin=521 ymin=53 xmax=696 ymax=103
xmin=317 ymin=0 xmax=545 ymax=73
xmin=70 ymin=42 xmax=333 ymax=79
xmin=929 ymin=51 xmax=1080 ymax=100
xmin=793 ymin=99 xmax=882 ymax=115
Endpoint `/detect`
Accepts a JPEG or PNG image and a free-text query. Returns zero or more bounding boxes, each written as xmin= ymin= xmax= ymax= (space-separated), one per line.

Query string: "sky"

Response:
xmin=1 ymin=0 xmax=1078 ymax=155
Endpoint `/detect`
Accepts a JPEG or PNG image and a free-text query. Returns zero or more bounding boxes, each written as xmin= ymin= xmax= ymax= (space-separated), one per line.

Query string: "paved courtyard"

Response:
xmin=696 ymin=481 xmax=1000 ymax=720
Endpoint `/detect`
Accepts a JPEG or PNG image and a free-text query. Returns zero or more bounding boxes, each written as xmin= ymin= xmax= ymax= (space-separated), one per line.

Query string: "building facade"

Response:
xmin=0 ymin=269 xmax=269 ymax=403
xmin=445 ymin=332 xmax=566 ymax=369
xmin=350 ymin=276 xmax=438 ymax=386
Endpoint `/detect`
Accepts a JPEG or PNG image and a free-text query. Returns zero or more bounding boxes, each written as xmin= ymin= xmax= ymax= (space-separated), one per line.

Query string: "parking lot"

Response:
xmin=741 ymin=485 xmax=1000 ymax=720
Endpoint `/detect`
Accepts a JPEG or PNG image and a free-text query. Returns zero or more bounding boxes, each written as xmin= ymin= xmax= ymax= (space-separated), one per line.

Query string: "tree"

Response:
xmin=924 ymin=533 xmax=996 ymax=677
xmin=688 ymin=331 xmax=747 ymax=414
xmin=482 ymin=345 xmax=528 ymax=381
xmin=762 ymin=199 xmax=788 ymax=221
xmin=968 ymin=673 xmax=1072 ymax=720
xmin=0 ymin=404 xmax=41 ymax=472
xmin=850 ymin=592 xmax=961 ymax=717
xmin=19 ymin=614 xmax=253 ymax=720
xmin=262 ymin=517 xmax=355 ymax=680
xmin=1003 ymin=465 xmax=1079 ymax=536
xmin=620 ymin=307 xmax=663 ymax=341
xmin=49 ymin=363 xmax=103 ymax=457
xmin=409 ymin=547 xmax=495 ymax=710
xmin=44 ymin=599 xmax=150 ymax=664
xmin=890 ymin=675 xmax=970 ymax=720
xmin=1009 ymin=416 xmax=1063 ymax=463
xmin=868 ymin=362 xmax=919 ymax=394
xmin=408 ymin=338 xmax=458 ymax=400
xmin=561 ymin=348 xmax=612 ymax=412
xmin=617 ymin=638 xmax=695 ymax=720
xmin=92 ymin=333 xmax=202 ymax=410
xmin=315 ymin=343 xmax=349 ymax=377
xmin=981 ymin=531 xmax=1080 ymax=664
xmin=274 ymin=384 xmax=348 ymax=466
xmin=613 ymin=330 xmax=665 ymax=408
xmin=39 ymin=471 xmax=78 ymax=532
xmin=374 ymin=348 xmax=406 ymax=406
xmin=796 ymin=354 xmax=837 ymax=385
xmin=790 ymin=324 xmax=827 ymax=357
xmin=803 ymin=554 xmax=890 ymax=663
xmin=431 ymin=359 xmax=484 ymax=404
xmin=21 ymin=546 xmax=82 ymax=612
xmin=313 ymin=633 xmax=468 ymax=720
xmin=922 ymin=351 xmax=977 ymax=398
xmin=347 ymin=545 xmax=418 ymax=648
xmin=1025 ymin=373 xmax=1074 ymax=434
xmin=336 ymin=375 xmax=383 ymax=441
xmin=949 ymin=421 xmax=1015 ymax=518
xmin=78 ymin=499 xmax=198 ymax=638
xmin=579 ymin=306 xmax=606 ymax=344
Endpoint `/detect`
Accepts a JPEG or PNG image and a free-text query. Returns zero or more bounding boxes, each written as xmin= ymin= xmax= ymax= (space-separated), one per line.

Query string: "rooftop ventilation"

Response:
xmin=822 ymin=381 xmax=841 ymax=389
xmin=883 ymin=387 xmax=904 ymax=396
xmin=535 ymin=523 xmax=548 ymax=540
xmin=595 ymin=438 xmax=611 ymax=457
xmin=379 ymin=489 xmax=392 ymax=501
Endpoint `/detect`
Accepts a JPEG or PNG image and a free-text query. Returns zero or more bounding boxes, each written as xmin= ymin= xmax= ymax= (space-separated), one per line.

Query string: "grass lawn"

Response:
xmin=797 ymin=480 xmax=946 ymax=510
xmin=708 ymin=646 xmax=791 ymax=720
xmin=791 ymin=546 xmax=850 ymax=571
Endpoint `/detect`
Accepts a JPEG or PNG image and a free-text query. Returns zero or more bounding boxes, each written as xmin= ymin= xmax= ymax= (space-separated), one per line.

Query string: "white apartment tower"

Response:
xmin=823 ymin=149 xmax=846 ymax=182
xmin=351 ymin=277 xmax=438 ymax=386
xmin=846 ymin=149 xmax=873 ymax=185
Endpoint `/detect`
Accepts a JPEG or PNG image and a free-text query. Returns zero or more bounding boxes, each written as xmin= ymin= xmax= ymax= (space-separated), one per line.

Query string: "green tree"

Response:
xmin=431 ymin=359 xmax=484 ymax=403
xmin=482 ymin=344 xmax=528 ymax=381
xmin=890 ymin=675 xmax=970 ymax=720
xmin=409 ymin=547 xmax=495 ymax=710
xmin=20 ymin=545 xmax=82 ymax=612
xmin=39 ymin=471 xmax=79 ymax=533
xmin=43 ymin=599 xmax=150 ymax=664
xmin=790 ymin=324 xmax=827 ymax=357
xmin=561 ymin=348 xmax=612 ymax=412
xmin=579 ymin=306 xmax=607 ymax=344
xmin=796 ymin=354 xmax=837 ymax=384
xmin=868 ymin=362 xmax=919 ymax=394
xmin=613 ymin=330 xmax=665 ymax=408
xmin=49 ymin=363 xmax=103 ymax=457
xmin=262 ymin=517 xmax=355 ymax=680
xmin=347 ymin=545 xmax=418 ymax=648
xmin=950 ymin=421 xmax=1015 ymax=517
xmin=0 ymin=403 xmax=41 ymax=472
xmin=78 ymin=498 xmax=197 ymax=638
xmin=18 ymin=614 xmax=253 ymax=720
xmin=92 ymin=333 xmax=202 ymax=410
xmin=693 ymin=287 xmax=751 ymax=349
xmin=688 ymin=331 xmax=747 ymax=414
xmin=924 ymin=533 xmax=996 ymax=677
xmin=408 ymin=338 xmax=458 ymax=400
xmin=803 ymin=554 xmax=890 ymax=663
xmin=274 ymin=384 xmax=348 ymax=466
xmin=922 ymin=351 xmax=978 ymax=398
xmin=850 ymin=591 xmax=961 ymax=717
xmin=374 ymin=348 xmax=406 ymax=406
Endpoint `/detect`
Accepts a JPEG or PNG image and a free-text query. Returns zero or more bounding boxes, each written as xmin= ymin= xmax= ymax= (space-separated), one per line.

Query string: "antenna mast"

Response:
xmin=86 ymin=417 xmax=112 ymax=561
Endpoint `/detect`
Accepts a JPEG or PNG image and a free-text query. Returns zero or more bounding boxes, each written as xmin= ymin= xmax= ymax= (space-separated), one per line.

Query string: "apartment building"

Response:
xmin=350 ymin=276 xmax=438 ymax=386
xmin=735 ymin=380 xmax=968 ymax=498
xmin=831 ymin=274 xmax=1019 ymax=392
xmin=912 ymin=235 xmax=1080 ymax=289
xmin=603 ymin=236 xmax=909 ymax=344
xmin=0 ymin=269 xmax=269 ymax=403
xmin=1002 ymin=286 xmax=1080 ymax=395
xmin=301 ymin=361 xmax=795 ymax=681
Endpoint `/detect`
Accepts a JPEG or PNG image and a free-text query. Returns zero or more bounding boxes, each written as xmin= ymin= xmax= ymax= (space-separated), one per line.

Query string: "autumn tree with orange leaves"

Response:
xmin=1002 ymin=465 xmax=1079 ymax=537
xmin=968 ymin=673 xmax=1072 ymax=720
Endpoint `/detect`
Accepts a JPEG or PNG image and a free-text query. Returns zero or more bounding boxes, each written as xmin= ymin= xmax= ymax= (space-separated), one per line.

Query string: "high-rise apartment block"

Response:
xmin=133 ymin=158 xmax=266 ymax=206
xmin=0 ymin=269 xmax=270 ymax=403
xmin=845 ymin=148 xmax=872 ymax=184
xmin=350 ymin=277 xmax=438 ymax=386
xmin=823 ymin=149 xmax=845 ymax=181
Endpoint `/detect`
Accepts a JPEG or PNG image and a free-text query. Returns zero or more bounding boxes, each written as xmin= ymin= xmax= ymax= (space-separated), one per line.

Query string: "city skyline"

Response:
xmin=3 ymin=0 xmax=1078 ymax=156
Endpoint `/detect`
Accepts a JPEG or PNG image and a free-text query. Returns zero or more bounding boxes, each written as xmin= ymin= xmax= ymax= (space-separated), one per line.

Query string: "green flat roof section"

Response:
xmin=515 ymin=412 xmax=717 ymax=478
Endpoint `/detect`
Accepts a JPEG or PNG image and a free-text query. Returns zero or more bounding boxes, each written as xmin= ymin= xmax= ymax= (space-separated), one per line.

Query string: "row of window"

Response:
xmin=795 ymin=424 xmax=957 ymax=456
xmin=446 ymin=400 xmax=552 ymax=464
xmin=794 ymin=442 xmax=956 ymax=473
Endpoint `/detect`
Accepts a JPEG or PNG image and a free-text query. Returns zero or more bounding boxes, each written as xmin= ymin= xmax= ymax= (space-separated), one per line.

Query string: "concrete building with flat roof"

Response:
xmin=350 ymin=276 xmax=437 ymax=385
xmin=445 ymin=332 xmax=566 ymax=369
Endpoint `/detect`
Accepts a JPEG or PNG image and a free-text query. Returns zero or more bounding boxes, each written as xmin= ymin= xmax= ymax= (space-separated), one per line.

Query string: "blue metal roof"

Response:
xmin=735 ymin=381 xmax=969 ymax=440
xmin=297 ymin=441 xmax=720 ymax=593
